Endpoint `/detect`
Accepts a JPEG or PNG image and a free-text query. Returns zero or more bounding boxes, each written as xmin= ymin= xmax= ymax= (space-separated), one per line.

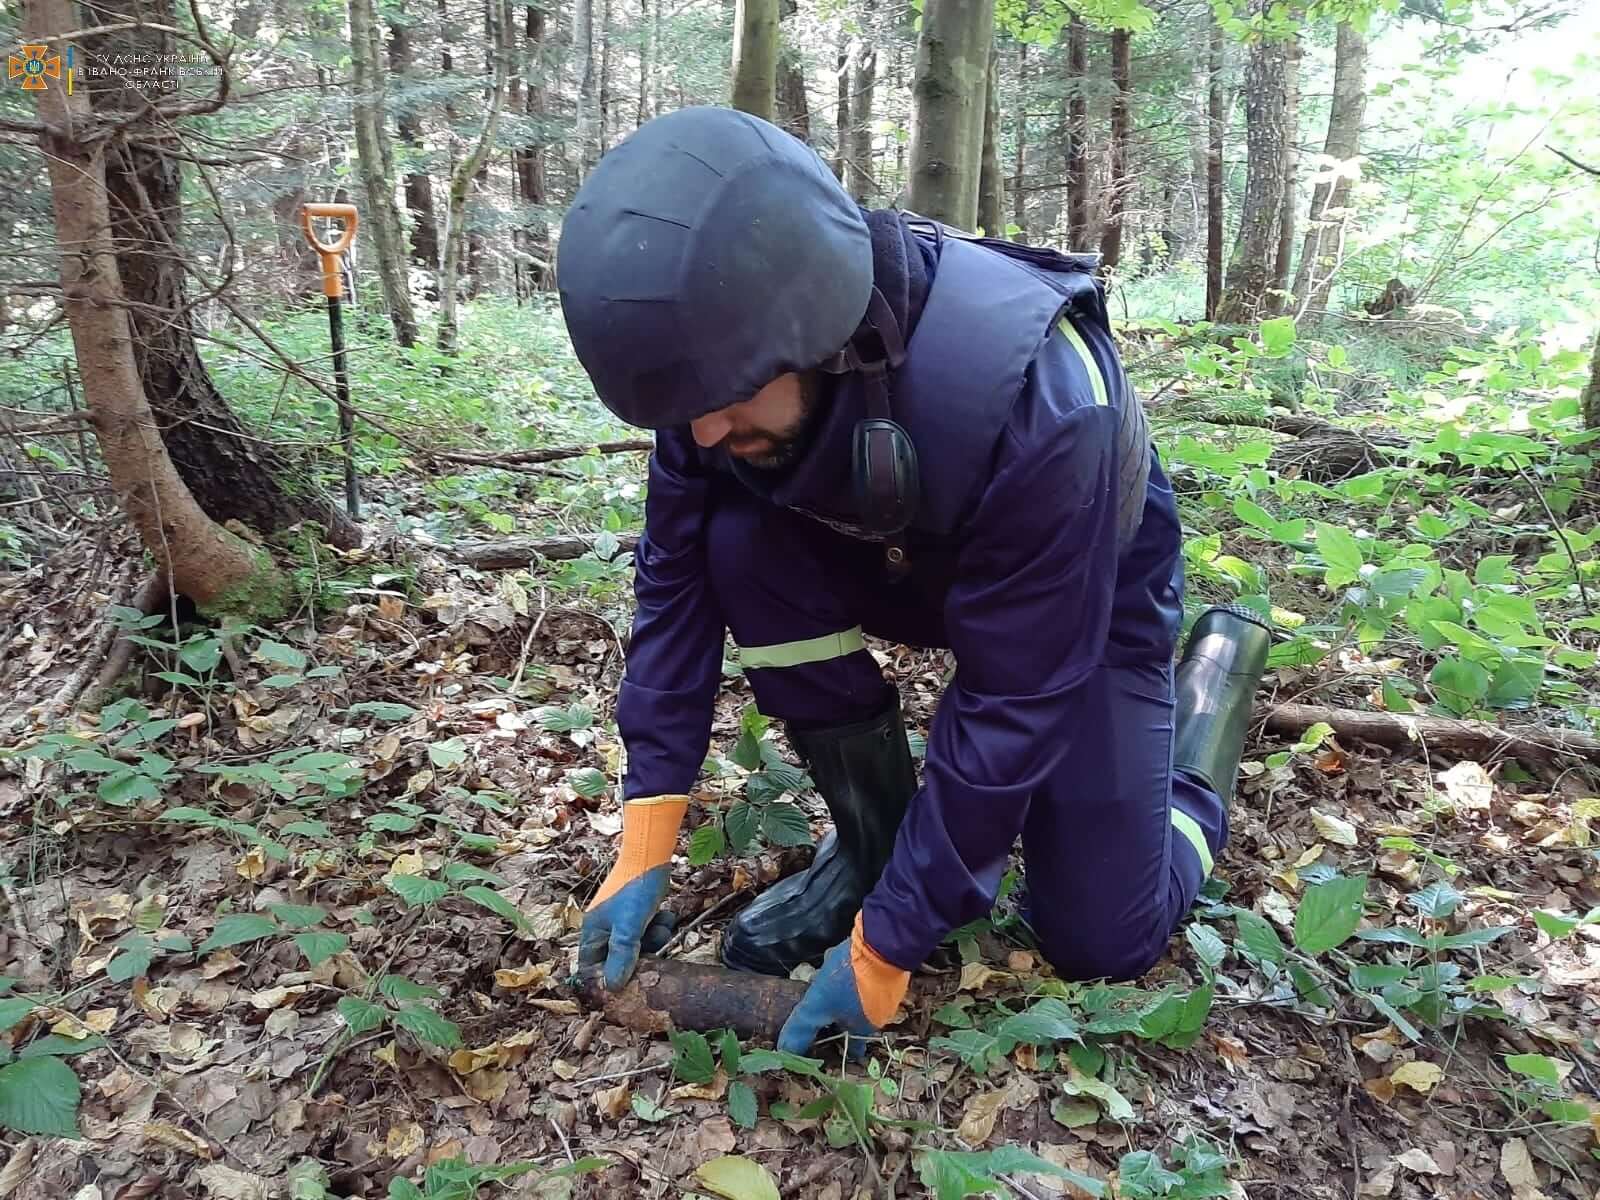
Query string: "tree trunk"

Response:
xmin=1065 ymin=17 xmax=1089 ymax=250
xmin=349 ymin=0 xmax=420 ymax=345
xmin=598 ymin=0 xmax=614 ymax=152
xmin=1291 ymin=22 xmax=1368 ymax=314
xmin=516 ymin=0 xmax=551 ymax=293
xmin=29 ymin=0 xmax=288 ymax=615
xmin=388 ymin=0 xmax=440 ymax=294
xmin=1205 ymin=13 xmax=1224 ymax=319
xmin=907 ymin=0 xmax=994 ymax=231
xmin=85 ymin=0 xmax=360 ymax=551
xmin=731 ymin=0 xmax=779 ymax=121
xmin=574 ymin=0 xmax=597 ymax=179
xmin=774 ymin=0 xmax=810 ymax=141
xmin=977 ymin=45 xmax=1004 ymax=236
xmin=1097 ymin=29 xmax=1131 ymax=272
xmin=438 ymin=0 xmax=510 ymax=353
xmin=847 ymin=43 xmax=877 ymax=201
xmin=637 ymin=0 xmax=651 ymax=126
xmin=1268 ymin=34 xmax=1301 ymax=314
xmin=1216 ymin=5 xmax=1289 ymax=324
xmin=832 ymin=38 xmax=851 ymax=182
xmin=1582 ymin=328 xmax=1600 ymax=434
xmin=1011 ymin=43 xmax=1027 ymax=236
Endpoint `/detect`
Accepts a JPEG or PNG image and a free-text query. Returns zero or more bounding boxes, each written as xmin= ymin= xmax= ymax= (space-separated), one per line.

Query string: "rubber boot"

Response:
xmin=721 ymin=691 xmax=917 ymax=976
xmin=1172 ymin=604 xmax=1274 ymax=804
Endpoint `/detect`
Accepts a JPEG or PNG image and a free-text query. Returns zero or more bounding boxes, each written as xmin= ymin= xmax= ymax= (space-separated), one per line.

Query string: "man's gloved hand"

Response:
xmin=777 ymin=913 xmax=909 ymax=1058
xmin=578 ymin=795 xmax=688 ymax=990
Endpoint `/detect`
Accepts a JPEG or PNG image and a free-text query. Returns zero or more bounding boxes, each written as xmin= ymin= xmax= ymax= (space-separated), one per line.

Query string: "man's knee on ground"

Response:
xmin=1031 ymin=911 xmax=1168 ymax=984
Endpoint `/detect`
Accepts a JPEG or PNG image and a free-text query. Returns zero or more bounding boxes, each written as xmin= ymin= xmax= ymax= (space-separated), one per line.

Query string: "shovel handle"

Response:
xmin=300 ymin=204 xmax=360 ymax=298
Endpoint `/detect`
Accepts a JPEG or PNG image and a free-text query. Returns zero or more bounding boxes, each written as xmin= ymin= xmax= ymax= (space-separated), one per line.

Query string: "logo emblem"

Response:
xmin=8 ymin=44 xmax=62 ymax=91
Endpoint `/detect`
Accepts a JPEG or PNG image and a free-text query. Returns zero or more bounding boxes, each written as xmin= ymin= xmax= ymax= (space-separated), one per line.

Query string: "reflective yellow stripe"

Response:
xmin=1057 ymin=317 xmax=1108 ymax=407
xmin=1170 ymin=809 xmax=1214 ymax=876
xmin=738 ymin=626 xmax=866 ymax=670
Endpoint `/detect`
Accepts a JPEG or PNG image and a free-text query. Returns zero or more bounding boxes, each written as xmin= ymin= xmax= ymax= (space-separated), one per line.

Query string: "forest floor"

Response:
xmin=0 ymin=303 xmax=1597 ymax=1200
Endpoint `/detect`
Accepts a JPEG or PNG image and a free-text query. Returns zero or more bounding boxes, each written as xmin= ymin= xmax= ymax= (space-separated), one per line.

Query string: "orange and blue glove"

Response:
xmin=776 ymin=913 xmax=909 ymax=1059
xmin=579 ymin=795 xmax=688 ymax=990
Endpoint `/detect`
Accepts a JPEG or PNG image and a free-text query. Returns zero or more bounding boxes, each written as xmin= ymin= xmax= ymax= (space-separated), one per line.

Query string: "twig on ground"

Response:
xmin=548 ymin=1113 xmax=576 ymax=1164
xmin=656 ymin=890 xmax=744 ymax=957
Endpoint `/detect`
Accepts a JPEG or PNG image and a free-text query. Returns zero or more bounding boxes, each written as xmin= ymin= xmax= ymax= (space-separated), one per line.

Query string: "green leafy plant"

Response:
xmin=387 ymin=1154 xmax=605 ymax=1199
xmin=337 ymin=974 xmax=463 ymax=1050
xmin=690 ymin=705 xmax=815 ymax=864
xmin=0 ymin=982 xmax=90 ymax=1137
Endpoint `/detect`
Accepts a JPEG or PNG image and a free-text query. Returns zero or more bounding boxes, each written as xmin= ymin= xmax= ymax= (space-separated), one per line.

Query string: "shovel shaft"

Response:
xmin=325 ymin=297 xmax=359 ymax=519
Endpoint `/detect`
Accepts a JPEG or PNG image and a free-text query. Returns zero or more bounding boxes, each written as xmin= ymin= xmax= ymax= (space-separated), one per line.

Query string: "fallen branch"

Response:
xmin=1256 ymin=701 xmax=1600 ymax=765
xmin=426 ymin=439 xmax=652 ymax=469
xmin=573 ymin=959 xmax=808 ymax=1041
xmin=445 ymin=533 xmax=638 ymax=571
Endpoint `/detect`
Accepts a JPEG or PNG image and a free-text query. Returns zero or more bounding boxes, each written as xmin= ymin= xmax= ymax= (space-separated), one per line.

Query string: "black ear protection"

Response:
xmin=819 ymin=287 xmax=920 ymax=574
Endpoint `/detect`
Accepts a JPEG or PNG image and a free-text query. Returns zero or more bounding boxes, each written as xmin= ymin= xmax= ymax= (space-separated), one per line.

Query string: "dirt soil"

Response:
xmin=1 ymin=536 xmax=1597 ymax=1200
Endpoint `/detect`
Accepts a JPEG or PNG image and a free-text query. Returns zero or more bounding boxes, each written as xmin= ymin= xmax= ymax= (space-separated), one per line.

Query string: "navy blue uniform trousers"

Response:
xmin=703 ymin=477 xmax=1225 ymax=981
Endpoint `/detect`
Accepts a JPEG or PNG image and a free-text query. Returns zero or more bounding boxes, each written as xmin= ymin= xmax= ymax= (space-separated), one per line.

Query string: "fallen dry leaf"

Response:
xmin=194 ymin=1164 xmax=269 ymax=1200
xmin=958 ymin=962 xmax=1010 ymax=992
xmin=525 ymin=998 xmax=581 ymax=1015
xmin=1028 ymin=1143 xmax=1104 ymax=1199
xmin=957 ymin=1088 xmax=1007 ymax=1146
xmin=698 ymin=1116 xmax=737 ymax=1155
xmin=594 ymin=1080 xmax=631 ymax=1120
xmin=1438 ymin=761 xmax=1493 ymax=810
xmin=524 ymin=904 xmax=566 ymax=940
xmin=235 ymin=847 xmax=267 ymax=881
xmin=1499 ymin=1138 xmax=1545 ymax=1198
xmin=671 ymin=1068 xmax=728 ymax=1101
xmin=694 ymin=1156 xmax=780 ymax=1200
xmin=1363 ymin=1076 xmax=1396 ymax=1105
xmin=1389 ymin=1060 xmax=1443 ymax=1093
xmin=386 ymin=1120 xmax=425 ymax=1158
xmin=424 ymin=1140 xmax=466 ymax=1167
xmin=1311 ymin=809 xmax=1359 ymax=846
xmin=201 ymin=949 xmax=245 ymax=979
xmin=112 ymin=1175 xmax=163 ymax=1200
xmin=493 ymin=961 xmax=554 ymax=991
xmin=73 ymin=894 xmax=133 ymax=941
xmin=1394 ymin=1148 xmax=1441 ymax=1175
xmin=1209 ymin=1033 xmax=1249 ymax=1071
xmin=1359 ymin=1158 xmax=1397 ymax=1197
xmin=463 ymin=1067 xmax=510 ymax=1103
xmin=143 ymin=1120 xmax=212 ymax=1159
xmin=248 ymin=985 xmax=308 ymax=1010
xmin=132 ymin=980 xmax=181 ymax=1021
xmin=0 ymin=1141 xmax=34 ymax=1198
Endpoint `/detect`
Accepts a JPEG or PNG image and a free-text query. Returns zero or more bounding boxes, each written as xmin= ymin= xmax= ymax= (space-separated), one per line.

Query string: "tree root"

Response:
xmin=1256 ymin=700 xmax=1600 ymax=766
xmin=74 ymin=571 xmax=170 ymax=715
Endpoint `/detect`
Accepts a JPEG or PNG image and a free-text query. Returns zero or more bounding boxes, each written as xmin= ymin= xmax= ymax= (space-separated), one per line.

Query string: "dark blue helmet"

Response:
xmin=557 ymin=106 xmax=874 ymax=429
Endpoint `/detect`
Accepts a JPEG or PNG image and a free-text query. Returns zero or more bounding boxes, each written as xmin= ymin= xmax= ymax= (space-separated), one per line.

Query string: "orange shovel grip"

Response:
xmin=300 ymin=204 xmax=360 ymax=298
